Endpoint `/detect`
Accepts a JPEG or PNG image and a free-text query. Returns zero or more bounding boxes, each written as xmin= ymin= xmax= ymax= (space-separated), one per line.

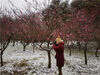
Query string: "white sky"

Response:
xmin=0 ymin=0 xmax=26 ymax=9
xmin=0 ymin=0 xmax=52 ymax=12
xmin=0 ymin=0 xmax=73 ymax=13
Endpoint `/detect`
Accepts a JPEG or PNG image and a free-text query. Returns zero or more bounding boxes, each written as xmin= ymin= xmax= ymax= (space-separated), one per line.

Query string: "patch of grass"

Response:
xmin=33 ymin=57 xmax=39 ymax=60
xmin=13 ymin=59 xmax=28 ymax=67
xmin=19 ymin=59 xmax=28 ymax=67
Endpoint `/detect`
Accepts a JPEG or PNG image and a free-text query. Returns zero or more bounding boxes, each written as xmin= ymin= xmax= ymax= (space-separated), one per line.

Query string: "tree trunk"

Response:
xmin=79 ymin=45 xmax=81 ymax=51
xmin=1 ymin=41 xmax=3 ymax=66
xmin=32 ymin=43 xmax=35 ymax=53
xmin=1 ymin=50 xmax=3 ymax=66
xmin=47 ymin=41 xmax=50 ymax=48
xmin=47 ymin=41 xmax=51 ymax=68
xmin=68 ymin=46 xmax=71 ymax=56
xmin=0 ymin=34 xmax=12 ymax=66
xmin=77 ymin=42 xmax=81 ymax=51
xmin=84 ymin=43 xmax=87 ymax=65
xmin=47 ymin=50 xmax=51 ymax=68
xmin=95 ymin=47 xmax=99 ymax=57
xmin=12 ymin=41 xmax=15 ymax=46
xmin=79 ymin=43 xmax=81 ymax=51
xmin=69 ymin=48 xmax=71 ymax=56
xmin=23 ymin=45 xmax=26 ymax=51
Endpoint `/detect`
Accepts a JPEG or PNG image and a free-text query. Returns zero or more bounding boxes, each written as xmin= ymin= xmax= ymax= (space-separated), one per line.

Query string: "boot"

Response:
xmin=58 ymin=67 xmax=62 ymax=75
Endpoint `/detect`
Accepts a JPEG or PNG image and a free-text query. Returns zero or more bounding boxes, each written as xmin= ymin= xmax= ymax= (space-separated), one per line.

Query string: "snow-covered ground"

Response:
xmin=0 ymin=43 xmax=100 ymax=75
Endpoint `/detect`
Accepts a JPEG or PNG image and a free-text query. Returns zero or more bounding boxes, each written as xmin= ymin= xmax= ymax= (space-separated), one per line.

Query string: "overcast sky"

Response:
xmin=0 ymin=0 xmax=73 ymax=12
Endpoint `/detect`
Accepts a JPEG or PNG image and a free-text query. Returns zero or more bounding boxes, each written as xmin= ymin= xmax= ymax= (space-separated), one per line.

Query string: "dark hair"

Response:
xmin=53 ymin=41 xmax=56 ymax=44
xmin=53 ymin=41 xmax=58 ymax=46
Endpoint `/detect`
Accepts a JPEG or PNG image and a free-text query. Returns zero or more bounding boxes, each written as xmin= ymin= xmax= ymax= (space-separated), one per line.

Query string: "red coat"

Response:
xmin=53 ymin=42 xmax=64 ymax=68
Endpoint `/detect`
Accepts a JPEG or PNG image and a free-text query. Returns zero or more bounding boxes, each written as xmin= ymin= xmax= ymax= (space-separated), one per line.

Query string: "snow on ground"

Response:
xmin=0 ymin=43 xmax=100 ymax=75
xmin=64 ymin=49 xmax=100 ymax=75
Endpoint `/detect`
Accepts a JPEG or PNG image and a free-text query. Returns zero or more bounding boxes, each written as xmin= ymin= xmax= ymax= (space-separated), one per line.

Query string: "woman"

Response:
xmin=53 ymin=36 xmax=64 ymax=75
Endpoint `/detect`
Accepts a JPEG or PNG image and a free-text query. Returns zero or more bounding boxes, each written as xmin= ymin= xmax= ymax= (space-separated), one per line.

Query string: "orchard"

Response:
xmin=0 ymin=0 xmax=100 ymax=75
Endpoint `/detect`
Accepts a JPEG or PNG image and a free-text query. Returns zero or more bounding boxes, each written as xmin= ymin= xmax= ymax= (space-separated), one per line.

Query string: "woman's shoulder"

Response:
xmin=59 ymin=42 xmax=64 ymax=45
